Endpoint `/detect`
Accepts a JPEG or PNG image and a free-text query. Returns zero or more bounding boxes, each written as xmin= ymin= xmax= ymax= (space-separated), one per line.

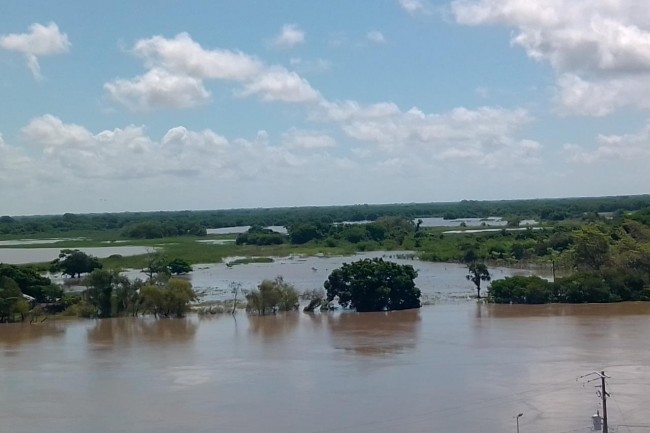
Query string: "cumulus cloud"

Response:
xmin=281 ymin=128 xmax=337 ymax=150
xmin=105 ymin=32 xmax=319 ymax=110
xmin=452 ymin=0 xmax=650 ymax=115
xmin=104 ymin=68 xmax=211 ymax=110
xmin=0 ymin=22 xmax=70 ymax=79
xmin=0 ymin=134 xmax=33 ymax=186
xmin=240 ymin=67 xmax=321 ymax=103
xmin=366 ymin=31 xmax=386 ymax=44
xmin=270 ymin=24 xmax=306 ymax=49
xmin=398 ymin=0 xmax=431 ymax=15
xmin=132 ymin=33 xmax=262 ymax=80
xmin=316 ymin=100 xmax=539 ymax=167
xmin=565 ymin=122 xmax=650 ymax=164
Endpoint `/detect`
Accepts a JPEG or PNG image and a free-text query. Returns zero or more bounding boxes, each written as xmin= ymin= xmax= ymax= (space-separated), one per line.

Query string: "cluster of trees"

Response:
xmin=287 ymin=217 xmax=417 ymax=247
xmin=0 ymin=264 xmax=63 ymax=322
xmin=4 ymin=195 xmax=650 ymax=236
xmin=236 ymin=225 xmax=285 ymax=245
xmin=489 ymin=272 xmax=650 ymax=304
xmin=122 ymin=220 xmax=207 ymax=239
xmin=487 ymin=218 xmax=650 ymax=303
xmin=324 ymin=258 xmax=421 ymax=312
xmin=68 ymin=269 xmax=197 ymax=318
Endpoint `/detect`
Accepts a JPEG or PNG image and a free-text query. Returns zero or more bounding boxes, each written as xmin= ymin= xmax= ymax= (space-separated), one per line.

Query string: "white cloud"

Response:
xmin=104 ymin=68 xmax=211 ymax=111
xmin=452 ymin=0 xmax=650 ymax=115
xmin=398 ymin=0 xmax=431 ymax=15
xmin=133 ymin=33 xmax=262 ymax=80
xmin=0 ymin=22 xmax=70 ymax=79
xmin=565 ymin=122 xmax=650 ymax=164
xmin=317 ymin=100 xmax=539 ymax=167
xmin=281 ymin=128 xmax=337 ymax=150
xmin=105 ymin=33 xmax=320 ymax=110
xmin=0 ymin=134 xmax=33 ymax=186
xmin=270 ymin=24 xmax=306 ymax=49
xmin=240 ymin=67 xmax=321 ymax=103
xmin=367 ymin=31 xmax=386 ymax=44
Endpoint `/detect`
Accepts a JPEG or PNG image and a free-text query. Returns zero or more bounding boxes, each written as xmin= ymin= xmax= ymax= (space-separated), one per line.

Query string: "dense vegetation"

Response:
xmin=2 ymin=194 xmax=650 ymax=236
xmin=324 ymin=258 xmax=421 ymax=312
xmin=486 ymin=219 xmax=650 ymax=303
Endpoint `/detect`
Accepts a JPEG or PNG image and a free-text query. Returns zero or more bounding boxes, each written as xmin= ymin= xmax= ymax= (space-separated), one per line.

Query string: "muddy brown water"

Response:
xmin=2 ymin=303 xmax=650 ymax=433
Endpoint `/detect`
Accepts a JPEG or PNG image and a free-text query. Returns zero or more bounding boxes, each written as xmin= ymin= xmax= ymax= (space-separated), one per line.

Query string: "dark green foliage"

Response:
xmin=236 ymin=225 xmax=286 ymax=245
xmin=0 ymin=276 xmax=26 ymax=322
xmin=122 ymin=220 xmax=207 ymax=239
xmin=324 ymin=258 xmax=421 ymax=312
xmin=288 ymin=223 xmax=328 ymax=244
xmin=488 ymin=276 xmax=553 ymax=304
xmin=572 ymin=225 xmax=610 ymax=271
xmin=0 ymin=264 xmax=60 ymax=302
xmin=167 ymin=258 xmax=192 ymax=275
xmin=466 ymin=263 xmax=491 ymax=298
xmin=51 ymin=249 xmax=102 ymax=278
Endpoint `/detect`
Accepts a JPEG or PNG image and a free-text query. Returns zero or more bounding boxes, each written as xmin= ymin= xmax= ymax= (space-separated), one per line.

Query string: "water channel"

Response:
xmin=1 ymin=303 xmax=649 ymax=433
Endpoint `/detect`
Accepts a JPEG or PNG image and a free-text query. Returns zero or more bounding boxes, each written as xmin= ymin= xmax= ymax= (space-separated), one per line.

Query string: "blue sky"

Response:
xmin=1 ymin=0 xmax=649 ymax=215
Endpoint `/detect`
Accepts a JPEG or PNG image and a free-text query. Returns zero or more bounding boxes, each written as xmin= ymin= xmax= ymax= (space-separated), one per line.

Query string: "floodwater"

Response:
xmin=0 ymin=246 xmax=153 ymax=264
xmin=1 ymin=303 xmax=649 ymax=433
xmin=206 ymin=226 xmax=288 ymax=235
xmin=122 ymin=251 xmax=543 ymax=301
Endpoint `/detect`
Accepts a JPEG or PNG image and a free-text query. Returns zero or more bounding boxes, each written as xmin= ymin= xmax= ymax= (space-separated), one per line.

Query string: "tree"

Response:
xmin=245 ymin=276 xmax=299 ymax=315
xmin=324 ymin=258 xmax=421 ymax=312
xmin=167 ymin=258 xmax=192 ymax=275
xmin=140 ymin=278 xmax=196 ymax=318
xmin=0 ymin=276 xmax=24 ymax=322
xmin=572 ymin=225 xmax=610 ymax=271
xmin=142 ymin=251 xmax=169 ymax=281
xmin=466 ymin=263 xmax=491 ymax=298
xmin=51 ymin=249 xmax=102 ymax=278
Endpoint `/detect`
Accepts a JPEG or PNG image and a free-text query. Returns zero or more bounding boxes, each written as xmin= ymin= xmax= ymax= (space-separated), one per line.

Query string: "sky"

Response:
xmin=1 ymin=0 xmax=649 ymax=216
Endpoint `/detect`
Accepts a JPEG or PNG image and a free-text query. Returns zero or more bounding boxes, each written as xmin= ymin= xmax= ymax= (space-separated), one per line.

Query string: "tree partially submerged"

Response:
xmin=245 ymin=276 xmax=299 ymax=315
xmin=466 ymin=262 xmax=491 ymax=298
xmin=324 ymin=258 xmax=421 ymax=312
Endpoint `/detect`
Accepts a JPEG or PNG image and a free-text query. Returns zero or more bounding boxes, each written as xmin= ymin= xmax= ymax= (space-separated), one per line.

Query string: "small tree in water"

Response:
xmin=466 ymin=263 xmax=491 ymax=298
xmin=246 ymin=276 xmax=299 ymax=315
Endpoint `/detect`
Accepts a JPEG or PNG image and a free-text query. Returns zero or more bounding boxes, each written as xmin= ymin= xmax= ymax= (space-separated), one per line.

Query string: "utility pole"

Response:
xmin=600 ymin=371 xmax=609 ymax=433
xmin=580 ymin=370 xmax=610 ymax=433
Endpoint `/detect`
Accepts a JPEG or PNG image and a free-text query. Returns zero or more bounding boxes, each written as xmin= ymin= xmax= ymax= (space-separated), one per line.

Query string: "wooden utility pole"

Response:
xmin=601 ymin=370 xmax=609 ymax=433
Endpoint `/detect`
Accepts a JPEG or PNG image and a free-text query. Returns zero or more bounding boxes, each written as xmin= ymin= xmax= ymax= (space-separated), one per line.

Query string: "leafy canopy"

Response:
xmin=324 ymin=258 xmax=421 ymax=312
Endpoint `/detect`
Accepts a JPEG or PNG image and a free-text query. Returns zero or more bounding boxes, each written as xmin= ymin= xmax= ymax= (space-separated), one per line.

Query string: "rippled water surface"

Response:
xmin=1 ymin=303 xmax=649 ymax=433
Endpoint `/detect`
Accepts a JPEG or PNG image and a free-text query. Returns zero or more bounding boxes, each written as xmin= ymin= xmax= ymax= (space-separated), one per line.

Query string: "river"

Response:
xmin=1 ymin=302 xmax=649 ymax=433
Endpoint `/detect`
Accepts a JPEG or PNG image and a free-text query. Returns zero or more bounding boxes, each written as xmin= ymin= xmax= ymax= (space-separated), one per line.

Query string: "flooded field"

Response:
xmin=0 ymin=246 xmax=153 ymax=264
xmin=122 ymin=251 xmax=545 ymax=301
xmin=1 ymin=303 xmax=649 ymax=433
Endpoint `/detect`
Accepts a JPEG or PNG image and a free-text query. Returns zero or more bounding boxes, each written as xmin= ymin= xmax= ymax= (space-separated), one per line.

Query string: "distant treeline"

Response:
xmin=2 ymin=194 xmax=650 ymax=236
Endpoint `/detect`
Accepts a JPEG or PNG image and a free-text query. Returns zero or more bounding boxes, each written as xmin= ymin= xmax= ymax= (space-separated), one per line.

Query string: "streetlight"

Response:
xmin=515 ymin=413 xmax=524 ymax=433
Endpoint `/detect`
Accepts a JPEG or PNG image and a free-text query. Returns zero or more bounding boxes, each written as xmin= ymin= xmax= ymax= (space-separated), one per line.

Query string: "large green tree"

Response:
xmin=51 ymin=249 xmax=102 ymax=278
xmin=324 ymin=258 xmax=421 ymax=312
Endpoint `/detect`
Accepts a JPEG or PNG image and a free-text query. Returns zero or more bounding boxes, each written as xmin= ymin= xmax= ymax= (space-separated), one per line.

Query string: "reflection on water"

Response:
xmin=326 ymin=309 xmax=421 ymax=356
xmin=478 ymin=302 xmax=650 ymax=318
xmin=1 ymin=304 xmax=650 ymax=433
xmin=247 ymin=312 xmax=300 ymax=340
xmin=87 ymin=317 xmax=197 ymax=346
xmin=0 ymin=322 xmax=65 ymax=347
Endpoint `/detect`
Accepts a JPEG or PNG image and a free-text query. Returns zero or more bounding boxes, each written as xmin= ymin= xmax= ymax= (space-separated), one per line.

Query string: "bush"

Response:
xmin=245 ymin=276 xmax=299 ymax=315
